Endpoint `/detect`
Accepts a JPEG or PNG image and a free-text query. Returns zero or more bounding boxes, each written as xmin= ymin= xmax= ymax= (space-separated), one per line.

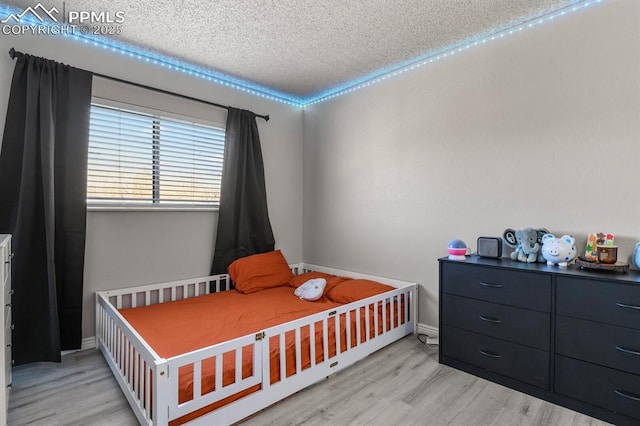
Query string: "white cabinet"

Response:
xmin=0 ymin=235 xmax=11 ymax=426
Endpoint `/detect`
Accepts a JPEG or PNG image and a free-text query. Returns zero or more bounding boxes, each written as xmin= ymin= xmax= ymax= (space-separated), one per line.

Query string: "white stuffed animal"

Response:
xmin=294 ymin=278 xmax=326 ymax=301
xmin=541 ymin=234 xmax=577 ymax=267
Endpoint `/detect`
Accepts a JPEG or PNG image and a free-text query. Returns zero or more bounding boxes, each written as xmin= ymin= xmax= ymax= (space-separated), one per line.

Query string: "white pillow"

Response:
xmin=294 ymin=278 xmax=326 ymax=301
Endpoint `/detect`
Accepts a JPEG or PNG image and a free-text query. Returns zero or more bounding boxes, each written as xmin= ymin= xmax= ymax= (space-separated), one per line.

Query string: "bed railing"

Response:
xmin=96 ymin=292 xmax=165 ymax=425
xmin=163 ymin=285 xmax=414 ymax=423
xmin=262 ymin=286 xmax=413 ymax=384
xmin=96 ymin=263 xmax=417 ymax=425
xmin=165 ymin=333 xmax=263 ymax=420
xmin=98 ymin=265 xmax=309 ymax=309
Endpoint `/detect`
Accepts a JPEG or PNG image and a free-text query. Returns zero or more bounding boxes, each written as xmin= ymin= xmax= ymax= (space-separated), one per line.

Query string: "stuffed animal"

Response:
xmin=503 ymin=228 xmax=546 ymax=263
xmin=541 ymin=234 xmax=577 ymax=267
xmin=294 ymin=278 xmax=326 ymax=301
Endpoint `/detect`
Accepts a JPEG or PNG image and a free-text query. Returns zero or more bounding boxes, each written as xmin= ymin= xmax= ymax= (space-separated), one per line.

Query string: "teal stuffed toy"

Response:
xmin=503 ymin=228 xmax=547 ymax=263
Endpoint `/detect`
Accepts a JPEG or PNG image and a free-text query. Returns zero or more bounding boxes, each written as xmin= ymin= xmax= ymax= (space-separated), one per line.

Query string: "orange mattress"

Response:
xmin=119 ymin=283 xmax=401 ymax=424
xmin=120 ymin=286 xmax=343 ymax=359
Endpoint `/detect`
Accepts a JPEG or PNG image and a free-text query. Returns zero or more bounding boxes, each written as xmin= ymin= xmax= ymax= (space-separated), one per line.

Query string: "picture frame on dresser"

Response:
xmin=439 ymin=255 xmax=640 ymax=426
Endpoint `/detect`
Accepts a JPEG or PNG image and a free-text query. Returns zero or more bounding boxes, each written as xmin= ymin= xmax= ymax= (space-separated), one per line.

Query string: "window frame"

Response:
xmin=87 ymin=98 xmax=226 ymax=212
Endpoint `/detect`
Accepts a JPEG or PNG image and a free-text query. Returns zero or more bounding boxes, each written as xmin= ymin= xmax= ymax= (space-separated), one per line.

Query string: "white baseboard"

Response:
xmin=61 ymin=336 xmax=96 ymax=356
xmin=81 ymin=336 xmax=96 ymax=351
xmin=417 ymin=323 xmax=439 ymax=345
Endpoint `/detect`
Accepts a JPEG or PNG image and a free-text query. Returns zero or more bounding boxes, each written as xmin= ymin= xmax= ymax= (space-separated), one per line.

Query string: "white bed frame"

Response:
xmin=96 ymin=263 xmax=417 ymax=425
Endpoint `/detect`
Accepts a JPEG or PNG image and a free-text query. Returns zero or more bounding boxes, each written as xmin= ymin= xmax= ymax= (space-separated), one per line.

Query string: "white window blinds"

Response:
xmin=87 ymin=104 xmax=225 ymax=207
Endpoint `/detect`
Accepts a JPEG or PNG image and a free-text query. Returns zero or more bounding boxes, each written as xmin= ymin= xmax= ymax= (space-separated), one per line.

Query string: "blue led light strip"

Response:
xmin=0 ymin=3 xmax=300 ymax=106
xmin=0 ymin=0 xmax=603 ymax=108
xmin=301 ymin=0 xmax=603 ymax=106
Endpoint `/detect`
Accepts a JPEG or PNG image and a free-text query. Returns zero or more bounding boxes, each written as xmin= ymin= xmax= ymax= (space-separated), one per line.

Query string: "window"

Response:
xmin=87 ymin=104 xmax=225 ymax=208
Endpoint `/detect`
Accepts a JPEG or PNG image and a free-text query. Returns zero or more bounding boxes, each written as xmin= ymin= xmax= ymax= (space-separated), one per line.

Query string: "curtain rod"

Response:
xmin=8 ymin=48 xmax=269 ymax=122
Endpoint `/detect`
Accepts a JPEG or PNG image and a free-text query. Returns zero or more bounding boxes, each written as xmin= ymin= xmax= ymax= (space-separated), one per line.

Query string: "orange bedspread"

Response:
xmin=120 ymin=286 xmax=343 ymax=359
xmin=119 ymin=283 xmax=401 ymax=424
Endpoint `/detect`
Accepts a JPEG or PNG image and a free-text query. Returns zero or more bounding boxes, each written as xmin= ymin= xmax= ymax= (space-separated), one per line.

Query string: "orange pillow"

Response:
xmin=326 ymin=279 xmax=394 ymax=303
xmin=228 ymin=250 xmax=294 ymax=294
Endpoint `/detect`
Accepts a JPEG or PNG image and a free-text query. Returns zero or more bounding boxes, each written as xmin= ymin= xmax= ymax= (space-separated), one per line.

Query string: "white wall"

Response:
xmin=0 ymin=34 xmax=304 ymax=339
xmin=0 ymin=0 xmax=638 ymax=341
xmin=303 ymin=0 xmax=640 ymax=328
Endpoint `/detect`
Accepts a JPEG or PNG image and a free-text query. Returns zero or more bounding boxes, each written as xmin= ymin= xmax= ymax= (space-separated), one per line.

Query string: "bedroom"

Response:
xmin=0 ymin=0 xmax=638 ymax=424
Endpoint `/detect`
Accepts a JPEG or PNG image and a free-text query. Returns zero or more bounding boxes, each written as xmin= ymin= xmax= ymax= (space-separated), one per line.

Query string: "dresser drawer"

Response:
xmin=556 ymin=355 xmax=640 ymax=421
xmin=4 ymin=344 xmax=10 ymax=388
xmin=442 ymin=294 xmax=550 ymax=350
xmin=4 ymin=304 xmax=10 ymax=347
xmin=3 ymin=284 xmax=9 ymax=307
xmin=557 ymin=277 xmax=640 ymax=330
xmin=556 ymin=315 xmax=640 ymax=375
xmin=3 ymin=304 xmax=8 ymax=329
xmin=442 ymin=325 xmax=549 ymax=389
xmin=441 ymin=263 xmax=551 ymax=311
xmin=2 ymin=262 xmax=8 ymax=289
xmin=2 ymin=246 xmax=8 ymax=278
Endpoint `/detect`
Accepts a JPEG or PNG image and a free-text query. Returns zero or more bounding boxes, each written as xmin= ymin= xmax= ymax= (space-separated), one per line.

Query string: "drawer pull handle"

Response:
xmin=479 ymin=282 xmax=503 ymax=289
xmin=479 ymin=349 xmax=501 ymax=358
xmin=615 ymin=346 xmax=640 ymax=357
xmin=479 ymin=315 xmax=502 ymax=324
xmin=614 ymin=390 xmax=640 ymax=403
xmin=616 ymin=302 xmax=640 ymax=311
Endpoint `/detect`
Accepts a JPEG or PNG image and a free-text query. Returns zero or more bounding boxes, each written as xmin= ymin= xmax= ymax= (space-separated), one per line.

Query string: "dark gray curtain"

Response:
xmin=0 ymin=54 xmax=93 ymax=364
xmin=211 ymin=107 xmax=275 ymax=274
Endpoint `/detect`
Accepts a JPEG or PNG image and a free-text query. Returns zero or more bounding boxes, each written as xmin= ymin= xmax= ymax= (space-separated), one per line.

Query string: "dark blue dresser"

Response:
xmin=439 ymin=256 xmax=640 ymax=425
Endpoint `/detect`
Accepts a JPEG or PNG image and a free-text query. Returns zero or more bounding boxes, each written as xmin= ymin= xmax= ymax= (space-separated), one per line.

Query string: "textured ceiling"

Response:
xmin=3 ymin=0 xmax=583 ymax=100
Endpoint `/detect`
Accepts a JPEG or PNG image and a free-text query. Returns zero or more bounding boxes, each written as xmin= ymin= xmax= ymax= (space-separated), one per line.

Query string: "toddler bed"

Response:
xmin=96 ymin=251 xmax=417 ymax=425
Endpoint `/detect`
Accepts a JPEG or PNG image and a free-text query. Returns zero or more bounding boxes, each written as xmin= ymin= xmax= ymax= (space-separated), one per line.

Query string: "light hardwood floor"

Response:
xmin=8 ymin=336 xmax=609 ymax=425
